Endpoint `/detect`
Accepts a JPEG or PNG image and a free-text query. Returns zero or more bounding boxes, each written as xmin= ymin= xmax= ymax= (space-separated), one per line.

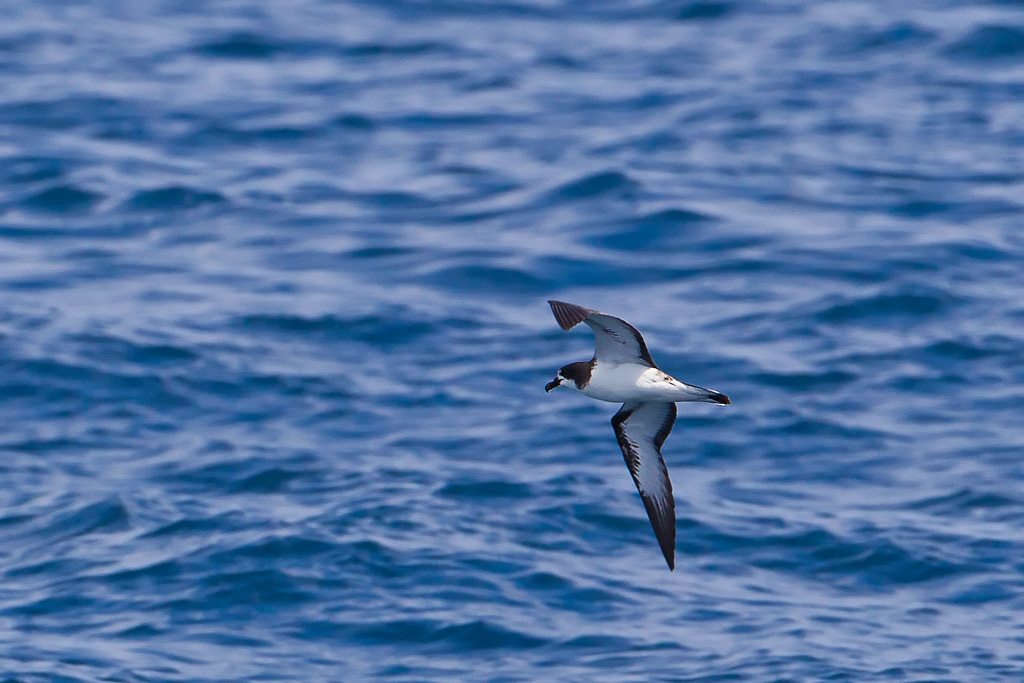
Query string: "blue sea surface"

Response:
xmin=2 ymin=0 xmax=1024 ymax=680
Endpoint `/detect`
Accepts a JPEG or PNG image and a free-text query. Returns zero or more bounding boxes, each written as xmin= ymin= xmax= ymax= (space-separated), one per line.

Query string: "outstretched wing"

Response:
xmin=548 ymin=300 xmax=656 ymax=367
xmin=611 ymin=401 xmax=677 ymax=570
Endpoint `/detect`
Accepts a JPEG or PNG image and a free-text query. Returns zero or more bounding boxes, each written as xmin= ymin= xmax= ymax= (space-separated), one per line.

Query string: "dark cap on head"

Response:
xmin=559 ymin=361 xmax=593 ymax=389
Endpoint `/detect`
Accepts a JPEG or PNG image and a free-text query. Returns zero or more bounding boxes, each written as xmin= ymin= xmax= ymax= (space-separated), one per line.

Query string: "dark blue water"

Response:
xmin=2 ymin=1 xmax=1024 ymax=680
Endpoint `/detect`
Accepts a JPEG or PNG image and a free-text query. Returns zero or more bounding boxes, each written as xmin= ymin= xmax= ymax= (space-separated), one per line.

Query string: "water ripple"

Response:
xmin=1 ymin=0 xmax=1024 ymax=681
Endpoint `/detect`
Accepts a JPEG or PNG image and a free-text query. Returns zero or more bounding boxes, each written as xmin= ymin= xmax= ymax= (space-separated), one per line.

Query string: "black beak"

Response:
xmin=545 ymin=378 xmax=561 ymax=393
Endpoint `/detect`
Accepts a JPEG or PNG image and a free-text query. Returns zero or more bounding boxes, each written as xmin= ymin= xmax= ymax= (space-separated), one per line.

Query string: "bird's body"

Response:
xmin=545 ymin=300 xmax=730 ymax=571
xmin=581 ymin=364 xmax=725 ymax=404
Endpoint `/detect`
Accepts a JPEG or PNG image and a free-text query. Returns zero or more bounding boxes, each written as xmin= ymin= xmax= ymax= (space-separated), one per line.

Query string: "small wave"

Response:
xmin=438 ymin=480 xmax=533 ymax=501
xmin=238 ymin=312 xmax=435 ymax=345
xmin=127 ymin=187 xmax=225 ymax=212
xmin=195 ymin=33 xmax=288 ymax=59
xmin=585 ymin=208 xmax=715 ymax=250
xmin=347 ymin=245 xmax=416 ymax=259
xmin=751 ymin=370 xmax=858 ymax=391
xmin=674 ymin=1 xmax=734 ymax=21
xmin=560 ymin=634 xmax=639 ymax=650
xmin=69 ymin=333 xmax=199 ymax=366
xmin=683 ymin=521 xmax=970 ymax=588
xmin=342 ymin=41 xmax=453 ymax=58
xmin=153 ymin=450 xmax=325 ymax=497
xmin=820 ymin=22 xmax=936 ymax=58
xmin=419 ymin=264 xmax=551 ymax=294
xmin=904 ymin=488 xmax=1018 ymax=514
xmin=197 ymin=569 xmax=316 ymax=609
xmin=889 ymin=198 xmax=1018 ymax=220
xmin=888 ymin=200 xmax=954 ymax=218
xmin=769 ymin=415 xmax=891 ymax=440
xmin=945 ymin=25 xmax=1024 ymax=61
xmin=196 ymin=32 xmax=454 ymax=61
xmin=10 ymin=357 xmax=189 ymax=414
xmin=21 ymin=185 xmax=102 ymax=213
xmin=333 ymin=113 xmax=375 ymax=130
xmin=815 ymin=286 xmax=957 ymax=324
xmin=140 ymin=515 xmax=239 ymax=539
xmin=0 ymin=96 xmax=132 ymax=130
xmin=552 ymin=171 xmax=638 ymax=201
xmin=349 ymin=618 xmax=548 ymax=651
xmin=101 ymin=559 xmax=183 ymax=586
xmin=30 ymin=497 xmax=131 ymax=544
xmin=207 ymin=536 xmax=337 ymax=565
xmin=229 ymin=467 xmax=308 ymax=494
xmin=188 ymin=122 xmax=332 ymax=149
xmin=4 ymin=156 xmax=66 ymax=184
xmin=923 ymin=338 xmax=1013 ymax=361
xmin=514 ymin=570 xmax=628 ymax=613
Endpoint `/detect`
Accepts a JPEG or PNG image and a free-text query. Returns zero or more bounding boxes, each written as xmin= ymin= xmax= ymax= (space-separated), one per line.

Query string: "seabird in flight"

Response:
xmin=545 ymin=300 xmax=730 ymax=570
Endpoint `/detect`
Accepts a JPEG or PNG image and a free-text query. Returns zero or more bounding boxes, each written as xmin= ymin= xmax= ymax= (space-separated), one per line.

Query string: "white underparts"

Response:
xmin=576 ymin=364 xmax=718 ymax=404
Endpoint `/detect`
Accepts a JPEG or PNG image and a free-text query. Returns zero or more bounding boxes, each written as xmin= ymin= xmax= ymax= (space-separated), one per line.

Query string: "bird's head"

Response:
xmin=545 ymin=362 xmax=590 ymax=393
xmin=544 ymin=371 xmax=567 ymax=393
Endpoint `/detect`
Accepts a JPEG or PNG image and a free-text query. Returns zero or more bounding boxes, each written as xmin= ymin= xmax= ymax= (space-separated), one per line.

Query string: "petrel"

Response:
xmin=545 ymin=300 xmax=730 ymax=570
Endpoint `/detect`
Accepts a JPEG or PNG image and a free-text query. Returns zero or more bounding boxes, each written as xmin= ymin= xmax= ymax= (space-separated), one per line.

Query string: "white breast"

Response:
xmin=580 ymin=364 xmax=713 ymax=403
xmin=578 ymin=364 xmax=655 ymax=403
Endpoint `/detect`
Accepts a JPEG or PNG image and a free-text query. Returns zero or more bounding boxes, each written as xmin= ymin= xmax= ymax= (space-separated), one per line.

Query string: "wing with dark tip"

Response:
xmin=549 ymin=300 xmax=591 ymax=331
xmin=548 ymin=300 xmax=656 ymax=367
xmin=611 ymin=401 xmax=677 ymax=570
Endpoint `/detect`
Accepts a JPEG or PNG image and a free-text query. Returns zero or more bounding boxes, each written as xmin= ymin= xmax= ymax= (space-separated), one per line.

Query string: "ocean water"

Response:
xmin=2 ymin=1 xmax=1024 ymax=680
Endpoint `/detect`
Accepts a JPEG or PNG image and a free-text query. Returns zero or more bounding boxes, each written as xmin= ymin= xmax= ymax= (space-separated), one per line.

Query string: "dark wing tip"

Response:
xmin=613 ymin=403 xmax=678 ymax=572
xmin=710 ymin=393 xmax=731 ymax=405
xmin=548 ymin=300 xmax=591 ymax=331
xmin=642 ymin=495 xmax=676 ymax=571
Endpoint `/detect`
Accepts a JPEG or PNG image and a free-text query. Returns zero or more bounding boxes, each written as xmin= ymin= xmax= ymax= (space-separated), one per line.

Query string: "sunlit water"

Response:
xmin=2 ymin=1 xmax=1024 ymax=680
